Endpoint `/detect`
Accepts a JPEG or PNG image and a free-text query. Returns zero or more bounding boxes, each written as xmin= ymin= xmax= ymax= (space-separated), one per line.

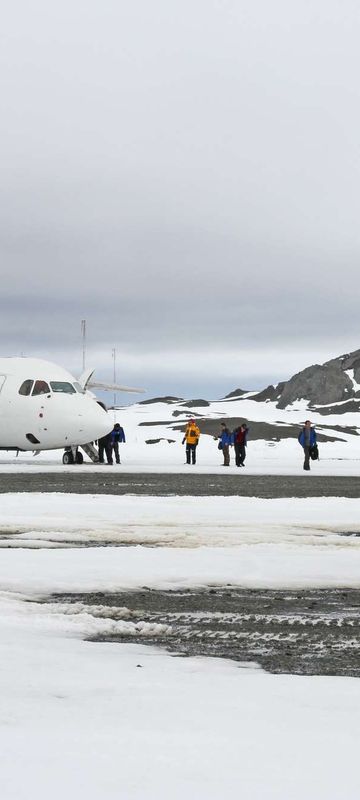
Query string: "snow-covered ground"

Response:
xmin=3 ymin=597 xmax=360 ymax=800
xmin=1 ymin=491 xmax=360 ymax=798
xmin=2 ymin=600 xmax=360 ymax=800
xmin=1 ymin=494 xmax=360 ymax=591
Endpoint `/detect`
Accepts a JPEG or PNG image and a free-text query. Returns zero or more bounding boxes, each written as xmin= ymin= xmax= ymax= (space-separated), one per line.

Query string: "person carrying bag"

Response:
xmin=298 ymin=420 xmax=317 ymax=471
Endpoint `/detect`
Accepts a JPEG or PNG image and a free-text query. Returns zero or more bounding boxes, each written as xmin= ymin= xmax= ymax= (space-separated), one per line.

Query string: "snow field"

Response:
xmin=1 ymin=491 xmax=360 ymax=798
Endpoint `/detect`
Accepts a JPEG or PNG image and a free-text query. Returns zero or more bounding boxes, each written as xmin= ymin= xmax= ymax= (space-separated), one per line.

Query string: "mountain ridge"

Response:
xmin=136 ymin=348 xmax=360 ymax=414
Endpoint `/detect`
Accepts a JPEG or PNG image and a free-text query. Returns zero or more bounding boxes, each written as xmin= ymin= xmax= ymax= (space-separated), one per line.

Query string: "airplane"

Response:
xmin=0 ymin=356 xmax=144 ymax=464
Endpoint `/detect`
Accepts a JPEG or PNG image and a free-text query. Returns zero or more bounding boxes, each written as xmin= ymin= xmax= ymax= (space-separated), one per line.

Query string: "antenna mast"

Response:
xmin=81 ymin=320 xmax=86 ymax=371
xmin=112 ymin=347 xmax=117 ymax=420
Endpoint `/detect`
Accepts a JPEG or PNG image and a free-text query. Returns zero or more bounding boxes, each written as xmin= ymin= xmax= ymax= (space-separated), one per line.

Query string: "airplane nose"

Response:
xmin=77 ymin=402 xmax=113 ymax=443
xmin=97 ymin=413 xmax=113 ymax=437
xmin=89 ymin=408 xmax=113 ymax=439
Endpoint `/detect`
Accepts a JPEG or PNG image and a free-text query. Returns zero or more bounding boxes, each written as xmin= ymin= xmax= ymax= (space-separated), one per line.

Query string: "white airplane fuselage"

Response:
xmin=0 ymin=357 xmax=112 ymax=451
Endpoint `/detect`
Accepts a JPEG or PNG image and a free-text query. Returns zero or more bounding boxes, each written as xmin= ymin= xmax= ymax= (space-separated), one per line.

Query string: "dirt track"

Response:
xmin=51 ymin=587 xmax=360 ymax=677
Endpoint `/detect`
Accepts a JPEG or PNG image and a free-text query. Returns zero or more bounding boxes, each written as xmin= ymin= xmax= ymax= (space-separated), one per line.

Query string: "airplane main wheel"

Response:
xmin=62 ymin=451 xmax=74 ymax=465
xmin=76 ymin=451 xmax=84 ymax=464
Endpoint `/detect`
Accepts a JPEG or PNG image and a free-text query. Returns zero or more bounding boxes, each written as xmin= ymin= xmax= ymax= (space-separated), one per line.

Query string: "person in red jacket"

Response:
xmin=233 ymin=424 xmax=249 ymax=467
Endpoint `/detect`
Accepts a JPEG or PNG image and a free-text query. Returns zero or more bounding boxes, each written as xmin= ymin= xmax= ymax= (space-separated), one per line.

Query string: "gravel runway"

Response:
xmin=1 ymin=472 xmax=360 ymax=496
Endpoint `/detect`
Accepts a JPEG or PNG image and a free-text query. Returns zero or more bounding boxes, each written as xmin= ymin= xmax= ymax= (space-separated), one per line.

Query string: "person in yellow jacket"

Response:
xmin=182 ymin=419 xmax=200 ymax=465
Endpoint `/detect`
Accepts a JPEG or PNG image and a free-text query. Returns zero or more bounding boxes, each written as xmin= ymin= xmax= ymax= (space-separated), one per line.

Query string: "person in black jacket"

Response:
xmin=111 ymin=423 xmax=126 ymax=464
xmin=98 ymin=432 xmax=113 ymax=465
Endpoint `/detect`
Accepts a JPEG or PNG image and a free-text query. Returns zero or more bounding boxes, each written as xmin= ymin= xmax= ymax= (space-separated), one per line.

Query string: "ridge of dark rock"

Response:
xmin=179 ymin=399 xmax=210 ymax=408
xmin=252 ymin=382 xmax=286 ymax=403
xmin=139 ymin=396 xmax=184 ymax=405
xmin=224 ymin=388 xmax=249 ymax=399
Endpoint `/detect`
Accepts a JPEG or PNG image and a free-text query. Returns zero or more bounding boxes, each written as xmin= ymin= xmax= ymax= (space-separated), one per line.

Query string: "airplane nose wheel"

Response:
xmin=62 ymin=448 xmax=84 ymax=465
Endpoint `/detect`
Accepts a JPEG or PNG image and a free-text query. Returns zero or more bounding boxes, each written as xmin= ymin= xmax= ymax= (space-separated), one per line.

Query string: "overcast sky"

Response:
xmin=1 ymin=0 xmax=360 ymax=400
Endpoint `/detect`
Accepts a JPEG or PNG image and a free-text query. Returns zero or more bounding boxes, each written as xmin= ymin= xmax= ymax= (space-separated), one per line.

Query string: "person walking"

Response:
xmin=182 ymin=419 xmax=200 ymax=465
xmin=217 ymin=423 xmax=233 ymax=466
xmin=298 ymin=420 xmax=317 ymax=471
xmin=233 ymin=423 xmax=249 ymax=467
xmin=98 ymin=432 xmax=113 ymax=465
xmin=111 ymin=422 xmax=125 ymax=464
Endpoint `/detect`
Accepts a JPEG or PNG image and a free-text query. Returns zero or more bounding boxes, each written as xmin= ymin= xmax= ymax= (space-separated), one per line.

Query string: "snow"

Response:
xmin=1 ymin=491 xmax=360 ymax=798
xmin=1 ymin=434 xmax=360 ymax=475
xmin=345 ymin=368 xmax=360 ymax=393
xmin=2 ymin=598 xmax=360 ymax=800
xmin=1 ymin=494 xmax=360 ymax=594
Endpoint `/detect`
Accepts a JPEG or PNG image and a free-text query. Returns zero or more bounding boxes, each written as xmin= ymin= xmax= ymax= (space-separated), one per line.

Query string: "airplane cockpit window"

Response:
xmin=50 ymin=381 xmax=76 ymax=394
xmin=32 ymin=380 xmax=50 ymax=396
xmin=19 ymin=380 xmax=34 ymax=396
xmin=73 ymin=381 xmax=85 ymax=394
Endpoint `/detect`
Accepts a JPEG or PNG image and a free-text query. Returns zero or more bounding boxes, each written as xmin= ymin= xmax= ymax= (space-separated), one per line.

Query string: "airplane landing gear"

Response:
xmin=62 ymin=449 xmax=74 ymax=465
xmin=62 ymin=447 xmax=84 ymax=465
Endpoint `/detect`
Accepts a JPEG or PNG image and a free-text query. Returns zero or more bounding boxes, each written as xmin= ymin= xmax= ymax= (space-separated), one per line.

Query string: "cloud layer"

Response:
xmin=1 ymin=1 xmax=360 ymax=397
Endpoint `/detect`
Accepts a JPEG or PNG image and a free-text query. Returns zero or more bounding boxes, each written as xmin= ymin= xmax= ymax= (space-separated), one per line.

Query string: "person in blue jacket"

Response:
xmin=298 ymin=420 xmax=316 ymax=471
xmin=216 ymin=423 xmax=233 ymax=466
xmin=111 ymin=422 xmax=126 ymax=464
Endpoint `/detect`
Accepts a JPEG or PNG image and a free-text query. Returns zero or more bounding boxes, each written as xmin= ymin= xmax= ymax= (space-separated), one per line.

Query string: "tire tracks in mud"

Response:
xmin=49 ymin=587 xmax=360 ymax=677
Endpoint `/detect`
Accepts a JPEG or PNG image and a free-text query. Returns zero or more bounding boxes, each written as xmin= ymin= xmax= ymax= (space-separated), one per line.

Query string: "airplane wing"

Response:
xmin=78 ymin=368 xmax=145 ymax=394
xmin=88 ymin=380 xmax=145 ymax=394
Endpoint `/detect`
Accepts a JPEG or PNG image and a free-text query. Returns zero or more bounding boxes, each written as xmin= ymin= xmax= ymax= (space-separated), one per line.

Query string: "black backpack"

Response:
xmin=310 ymin=444 xmax=319 ymax=461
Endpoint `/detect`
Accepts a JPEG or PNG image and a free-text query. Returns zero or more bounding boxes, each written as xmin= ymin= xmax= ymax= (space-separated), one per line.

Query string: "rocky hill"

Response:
xmin=247 ymin=348 xmax=360 ymax=414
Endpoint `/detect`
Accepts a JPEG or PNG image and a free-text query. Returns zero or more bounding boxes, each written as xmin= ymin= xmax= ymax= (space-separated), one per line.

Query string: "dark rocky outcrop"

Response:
xmin=310 ymin=400 xmax=360 ymax=415
xmin=252 ymin=382 xmax=286 ymax=403
xmin=145 ymin=438 xmax=176 ymax=444
xmin=139 ymin=420 xmax=173 ymax=427
xmin=326 ymin=350 xmax=360 ymax=379
xmin=274 ymin=348 xmax=360 ymax=409
xmin=179 ymin=399 xmax=210 ymax=408
xmin=139 ymin=396 xmax=183 ymax=405
xmin=276 ymin=364 xmax=353 ymax=409
xmin=224 ymin=388 xmax=248 ymax=399
xmin=171 ymin=418 xmax=344 ymax=442
xmin=172 ymin=410 xmax=203 ymax=417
